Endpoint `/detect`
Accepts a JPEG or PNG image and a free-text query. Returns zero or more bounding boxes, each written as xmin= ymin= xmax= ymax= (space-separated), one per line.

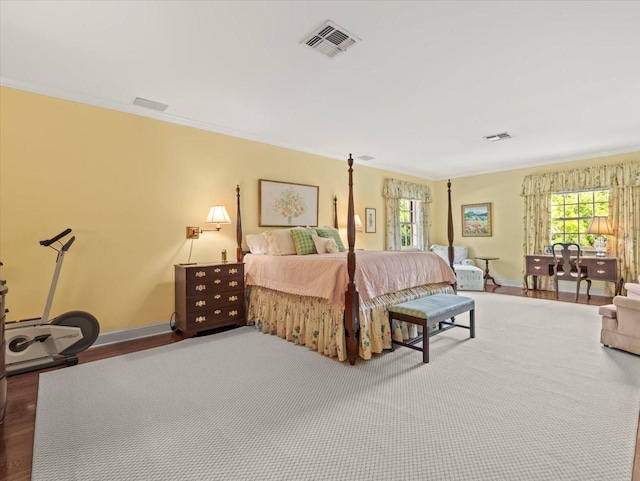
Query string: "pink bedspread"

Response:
xmin=244 ymin=250 xmax=456 ymax=309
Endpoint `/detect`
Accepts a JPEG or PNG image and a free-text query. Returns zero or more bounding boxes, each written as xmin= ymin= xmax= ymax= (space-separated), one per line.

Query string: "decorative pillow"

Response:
xmin=312 ymin=235 xmax=339 ymax=254
xmin=291 ymin=228 xmax=318 ymax=255
xmin=315 ymin=227 xmax=345 ymax=252
xmin=265 ymin=229 xmax=296 ymax=255
xmin=246 ymin=233 xmax=269 ymax=255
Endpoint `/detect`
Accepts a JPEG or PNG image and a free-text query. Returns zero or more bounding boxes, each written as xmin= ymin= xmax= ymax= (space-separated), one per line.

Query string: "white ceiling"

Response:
xmin=1 ymin=1 xmax=639 ymax=180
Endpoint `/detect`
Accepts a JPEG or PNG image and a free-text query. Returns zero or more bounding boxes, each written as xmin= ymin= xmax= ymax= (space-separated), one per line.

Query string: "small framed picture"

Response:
xmin=462 ymin=203 xmax=492 ymax=237
xmin=544 ymin=245 xmax=553 ymax=255
xmin=365 ymin=208 xmax=376 ymax=233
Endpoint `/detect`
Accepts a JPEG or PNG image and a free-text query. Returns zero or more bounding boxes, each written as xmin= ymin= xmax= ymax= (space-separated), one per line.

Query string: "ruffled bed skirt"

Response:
xmin=245 ymin=282 xmax=454 ymax=362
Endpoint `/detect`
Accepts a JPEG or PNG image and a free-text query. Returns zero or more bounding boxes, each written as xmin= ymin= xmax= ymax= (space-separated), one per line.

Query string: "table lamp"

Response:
xmin=587 ymin=216 xmax=613 ymax=257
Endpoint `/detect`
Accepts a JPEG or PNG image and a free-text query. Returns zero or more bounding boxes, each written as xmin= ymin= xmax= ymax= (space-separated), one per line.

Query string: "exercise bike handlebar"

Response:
xmin=62 ymin=236 xmax=76 ymax=252
xmin=40 ymin=228 xmax=72 ymax=247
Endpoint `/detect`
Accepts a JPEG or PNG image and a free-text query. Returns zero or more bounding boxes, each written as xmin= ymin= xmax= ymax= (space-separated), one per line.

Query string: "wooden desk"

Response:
xmin=524 ymin=254 xmax=622 ymax=295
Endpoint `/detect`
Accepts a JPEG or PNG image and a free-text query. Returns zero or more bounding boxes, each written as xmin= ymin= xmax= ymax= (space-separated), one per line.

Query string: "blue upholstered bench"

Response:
xmin=387 ymin=293 xmax=475 ymax=363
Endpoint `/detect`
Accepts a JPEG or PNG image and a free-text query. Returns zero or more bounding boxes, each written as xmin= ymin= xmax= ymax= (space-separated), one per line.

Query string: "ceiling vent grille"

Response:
xmin=484 ymin=132 xmax=511 ymax=142
xmin=301 ymin=21 xmax=361 ymax=59
xmin=133 ymin=97 xmax=169 ymax=112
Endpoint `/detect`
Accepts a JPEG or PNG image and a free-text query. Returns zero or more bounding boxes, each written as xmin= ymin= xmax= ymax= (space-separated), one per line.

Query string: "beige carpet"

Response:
xmin=32 ymin=292 xmax=640 ymax=480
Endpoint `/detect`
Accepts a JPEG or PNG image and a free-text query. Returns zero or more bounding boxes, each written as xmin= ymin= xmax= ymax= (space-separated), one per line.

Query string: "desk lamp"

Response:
xmin=587 ymin=216 xmax=613 ymax=257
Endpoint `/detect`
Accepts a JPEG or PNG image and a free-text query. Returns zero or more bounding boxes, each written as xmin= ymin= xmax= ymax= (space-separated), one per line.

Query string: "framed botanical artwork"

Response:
xmin=462 ymin=203 xmax=492 ymax=237
xmin=365 ymin=208 xmax=376 ymax=233
xmin=259 ymin=179 xmax=319 ymax=227
xmin=544 ymin=245 xmax=553 ymax=255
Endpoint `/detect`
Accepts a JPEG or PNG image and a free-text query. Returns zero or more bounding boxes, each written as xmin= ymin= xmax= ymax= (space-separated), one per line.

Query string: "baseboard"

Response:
xmin=496 ymin=278 xmax=612 ymax=297
xmin=92 ymin=321 xmax=172 ymax=348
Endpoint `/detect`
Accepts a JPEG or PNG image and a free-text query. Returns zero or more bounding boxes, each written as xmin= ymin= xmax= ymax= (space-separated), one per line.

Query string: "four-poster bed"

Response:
xmin=235 ymin=155 xmax=457 ymax=364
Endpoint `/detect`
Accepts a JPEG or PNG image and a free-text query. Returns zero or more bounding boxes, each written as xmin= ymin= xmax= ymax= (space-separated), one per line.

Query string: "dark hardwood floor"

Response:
xmin=1 ymin=287 xmax=638 ymax=481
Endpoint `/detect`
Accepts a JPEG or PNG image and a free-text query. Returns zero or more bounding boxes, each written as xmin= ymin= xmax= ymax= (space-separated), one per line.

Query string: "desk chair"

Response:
xmin=552 ymin=242 xmax=591 ymax=301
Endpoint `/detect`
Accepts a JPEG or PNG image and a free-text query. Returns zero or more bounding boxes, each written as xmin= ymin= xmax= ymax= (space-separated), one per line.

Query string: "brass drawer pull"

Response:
xmin=195 ymin=300 xmax=206 ymax=307
xmin=214 ymin=279 xmax=221 ymax=284
xmin=229 ymin=280 xmax=238 ymax=287
xmin=596 ymin=269 xmax=606 ymax=274
xmin=214 ymin=268 xmax=221 ymax=273
xmin=195 ymin=284 xmax=206 ymax=291
xmin=534 ymin=266 xmax=541 ymax=271
xmin=195 ymin=271 xmax=206 ymax=278
xmin=229 ymin=310 xmax=238 ymax=316
xmin=214 ymin=309 xmax=221 ymax=315
xmin=214 ymin=294 xmax=221 ymax=300
xmin=596 ymin=261 xmax=606 ymax=266
xmin=229 ymin=295 xmax=238 ymax=302
xmin=195 ymin=316 xmax=206 ymax=323
xmin=229 ymin=268 xmax=238 ymax=274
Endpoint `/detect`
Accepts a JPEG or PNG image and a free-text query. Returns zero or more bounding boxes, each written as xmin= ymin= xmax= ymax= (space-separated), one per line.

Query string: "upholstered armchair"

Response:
xmin=430 ymin=244 xmax=484 ymax=291
xmin=600 ymin=287 xmax=640 ymax=356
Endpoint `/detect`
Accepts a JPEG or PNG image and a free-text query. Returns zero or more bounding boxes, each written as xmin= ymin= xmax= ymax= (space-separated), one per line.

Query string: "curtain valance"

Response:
xmin=521 ymin=162 xmax=640 ymax=195
xmin=382 ymin=178 xmax=431 ymax=202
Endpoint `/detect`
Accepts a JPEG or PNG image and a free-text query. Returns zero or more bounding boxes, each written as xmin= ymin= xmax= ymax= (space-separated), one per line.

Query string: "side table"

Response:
xmin=475 ymin=257 xmax=501 ymax=288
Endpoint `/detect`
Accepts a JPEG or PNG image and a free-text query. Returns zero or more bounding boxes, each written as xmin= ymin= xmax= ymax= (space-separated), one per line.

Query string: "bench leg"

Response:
xmin=470 ymin=309 xmax=475 ymax=338
xmin=423 ymin=330 xmax=429 ymax=363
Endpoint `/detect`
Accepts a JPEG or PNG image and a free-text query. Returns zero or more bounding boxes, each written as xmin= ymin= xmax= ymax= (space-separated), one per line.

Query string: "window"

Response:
xmin=399 ymin=199 xmax=418 ymax=248
xmin=550 ymin=189 xmax=609 ymax=247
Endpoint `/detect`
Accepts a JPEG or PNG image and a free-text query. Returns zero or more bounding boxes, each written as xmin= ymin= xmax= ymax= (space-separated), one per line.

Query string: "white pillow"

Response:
xmin=265 ymin=229 xmax=296 ymax=256
xmin=312 ymin=235 xmax=339 ymax=254
xmin=246 ymin=233 xmax=269 ymax=255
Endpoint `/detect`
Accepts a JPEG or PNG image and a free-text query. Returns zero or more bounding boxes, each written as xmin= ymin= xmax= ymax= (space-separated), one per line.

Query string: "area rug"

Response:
xmin=32 ymin=292 xmax=640 ymax=480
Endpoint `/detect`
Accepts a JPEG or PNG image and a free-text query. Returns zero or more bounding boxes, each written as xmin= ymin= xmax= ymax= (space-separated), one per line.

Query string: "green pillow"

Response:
xmin=315 ymin=228 xmax=345 ymax=252
xmin=291 ymin=229 xmax=318 ymax=255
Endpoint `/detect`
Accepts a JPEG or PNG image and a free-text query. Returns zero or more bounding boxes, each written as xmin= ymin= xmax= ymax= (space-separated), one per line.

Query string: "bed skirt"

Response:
xmin=245 ymin=283 xmax=455 ymax=362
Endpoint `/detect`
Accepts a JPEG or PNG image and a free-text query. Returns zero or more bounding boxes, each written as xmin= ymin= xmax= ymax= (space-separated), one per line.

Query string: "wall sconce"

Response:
xmin=186 ymin=205 xmax=231 ymax=239
xmin=354 ymin=214 xmax=363 ymax=232
xmin=587 ymin=216 xmax=614 ymax=257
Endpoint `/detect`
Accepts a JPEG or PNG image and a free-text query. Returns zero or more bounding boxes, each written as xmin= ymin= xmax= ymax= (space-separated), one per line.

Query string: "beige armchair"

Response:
xmin=600 ymin=293 xmax=640 ymax=356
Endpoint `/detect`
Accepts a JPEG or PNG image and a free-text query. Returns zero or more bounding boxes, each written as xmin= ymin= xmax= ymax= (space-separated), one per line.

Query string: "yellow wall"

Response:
xmin=3 ymin=87 xmax=638 ymax=332
xmin=0 ymin=87 xmax=430 ymax=331
xmin=431 ymin=151 xmax=640 ymax=286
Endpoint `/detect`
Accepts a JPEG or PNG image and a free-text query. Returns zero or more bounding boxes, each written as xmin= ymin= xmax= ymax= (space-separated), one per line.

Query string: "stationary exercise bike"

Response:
xmin=4 ymin=229 xmax=100 ymax=376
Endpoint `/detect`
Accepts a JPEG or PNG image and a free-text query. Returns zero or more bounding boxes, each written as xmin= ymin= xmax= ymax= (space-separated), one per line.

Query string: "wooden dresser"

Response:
xmin=525 ymin=254 xmax=621 ymax=295
xmin=174 ymin=262 xmax=245 ymax=337
xmin=1 ymin=283 xmax=8 ymax=424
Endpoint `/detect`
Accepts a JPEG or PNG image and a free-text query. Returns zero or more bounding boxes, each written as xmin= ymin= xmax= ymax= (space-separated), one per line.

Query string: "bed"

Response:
xmin=234 ymin=155 xmax=458 ymax=364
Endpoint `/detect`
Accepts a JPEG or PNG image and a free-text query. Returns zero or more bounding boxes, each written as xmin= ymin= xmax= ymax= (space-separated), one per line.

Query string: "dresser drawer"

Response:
xmin=185 ymin=264 xmax=243 ymax=283
xmin=185 ymin=288 xmax=244 ymax=313
xmin=185 ymin=302 xmax=245 ymax=328
xmin=186 ymin=277 xmax=243 ymax=296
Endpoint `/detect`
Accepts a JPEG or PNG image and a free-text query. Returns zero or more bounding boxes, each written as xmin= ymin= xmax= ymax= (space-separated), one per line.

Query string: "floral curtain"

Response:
xmin=382 ymin=178 xmax=431 ymax=250
xmin=521 ymin=162 xmax=640 ymax=293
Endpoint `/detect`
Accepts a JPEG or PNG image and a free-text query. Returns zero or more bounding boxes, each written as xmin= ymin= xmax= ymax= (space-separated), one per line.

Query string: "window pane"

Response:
xmin=548 ymin=189 xmax=609 ymax=248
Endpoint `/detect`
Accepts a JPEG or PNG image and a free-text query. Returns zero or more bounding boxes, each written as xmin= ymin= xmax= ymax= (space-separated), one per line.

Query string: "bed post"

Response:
xmin=345 ymin=155 xmax=360 ymax=365
xmin=236 ymin=184 xmax=243 ymax=262
xmin=333 ymin=195 xmax=338 ymax=229
xmin=447 ymin=179 xmax=457 ymax=292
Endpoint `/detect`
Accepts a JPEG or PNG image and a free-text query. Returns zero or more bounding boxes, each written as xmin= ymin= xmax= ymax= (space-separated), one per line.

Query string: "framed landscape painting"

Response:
xmin=259 ymin=179 xmax=319 ymax=227
xmin=462 ymin=203 xmax=492 ymax=237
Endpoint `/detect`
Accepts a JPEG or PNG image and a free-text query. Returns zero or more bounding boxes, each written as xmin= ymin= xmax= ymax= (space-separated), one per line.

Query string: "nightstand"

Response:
xmin=174 ymin=262 xmax=245 ymax=337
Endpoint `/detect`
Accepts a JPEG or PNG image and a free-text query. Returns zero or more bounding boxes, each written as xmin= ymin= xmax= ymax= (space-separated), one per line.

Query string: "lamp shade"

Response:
xmin=587 ymin=216 xmax=613 ymax=236
xmin=354 ymin=214 xmax=363 ymax=229
xmin=205 ymin=205 xmax=231 ymax=225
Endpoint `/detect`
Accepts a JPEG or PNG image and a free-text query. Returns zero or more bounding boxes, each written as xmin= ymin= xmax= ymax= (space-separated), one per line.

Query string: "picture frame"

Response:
xmin=544 ymin=245 xmax=553 ymax=255
xmin=259 ymin=179 xmax=319 ymax=227
xmin=365 ymin=208 xmax=376 ymax=233
xmin=462 ymin=203 xmax=492 ymax=237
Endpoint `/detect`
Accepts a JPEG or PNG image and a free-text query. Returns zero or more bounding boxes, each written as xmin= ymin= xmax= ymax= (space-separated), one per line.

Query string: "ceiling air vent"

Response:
xmin=301 ymin=21 xmax=361 ymax=59
xmin=484 ymin=132 xmax=512 ymax=142
xmin=133 ymin=97 xmax=169 ymax=112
